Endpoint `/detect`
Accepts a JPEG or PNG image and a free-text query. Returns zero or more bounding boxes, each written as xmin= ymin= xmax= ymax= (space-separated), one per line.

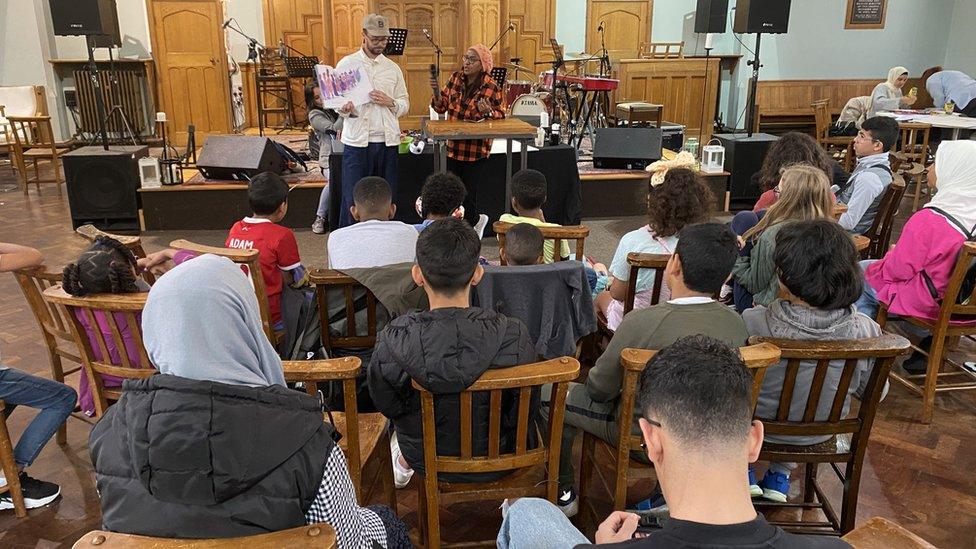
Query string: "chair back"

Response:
xmin=934 ymin=242 xmax=976 ymax=320
xmin=811 ymin=99 xmax=832 ymax=144
xmin=13 ymin=267 xmax=81 ymax=367
xmin=897 ymin=122 xmax=931 ymax=165
xmin=842 ymin=517 xmax=937 ymax=549
xmin=72 ymin=524 xmax=337 ymax=549
xmin=493 ymin=221 xmax=589 ymax=265
xmin=76 ymin=224 xmax=154 ymax=284
xmin=617 ymin=344 xmax=781 ymax=454
xmin=169 ymin=239 xmax=273 ymax=340
xmin=638 ymin=41 xmax=684 ymax=59
xmin=623 ymin=252 xmax=671 ymax=314
xmin=861 ymin=175 xmax=907 ymax=259
xmin=309 ymin=268 xmax=383 ymax=352
xmin=6 ymin=115 xmax=56 ymax=151
xmin=42 ymin=286 xmax=156 ymax=417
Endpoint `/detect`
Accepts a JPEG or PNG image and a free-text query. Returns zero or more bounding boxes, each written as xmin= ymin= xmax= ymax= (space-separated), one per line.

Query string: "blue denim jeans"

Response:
xmin=855 ymin=259 xmax=880 ymax=319
xmin=316 ymin=167 xmax=330 ymax=219
xmin=339 ymin=143 xmax=398 ymax=227
xmin=497 ymin=498 xmax=589 ymax=549
xmin=0 ymin=367 xmax=77 ymax=467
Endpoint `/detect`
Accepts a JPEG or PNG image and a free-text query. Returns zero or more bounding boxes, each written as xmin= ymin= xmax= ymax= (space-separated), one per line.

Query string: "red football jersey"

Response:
xmin=226 ymin=217 xmax=302 ymax=326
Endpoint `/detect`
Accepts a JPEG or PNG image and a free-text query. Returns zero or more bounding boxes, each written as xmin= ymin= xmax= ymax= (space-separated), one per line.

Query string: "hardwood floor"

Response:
xmin=0 ymin=163 xmax=974 ymax=547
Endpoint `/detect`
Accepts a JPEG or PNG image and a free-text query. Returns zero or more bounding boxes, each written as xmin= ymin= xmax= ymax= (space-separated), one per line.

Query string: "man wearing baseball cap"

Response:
xmin=334 ymin=14 xmax=410 ymax=228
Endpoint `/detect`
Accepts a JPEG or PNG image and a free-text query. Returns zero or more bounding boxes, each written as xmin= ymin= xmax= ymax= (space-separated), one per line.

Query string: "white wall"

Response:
xmin=945 ymin=0 xmax=976 ymax=77
xmin=53 ymin=0 xmax=152 ymax=59
xmin=0 ymin=0 xmax=63 ymax=135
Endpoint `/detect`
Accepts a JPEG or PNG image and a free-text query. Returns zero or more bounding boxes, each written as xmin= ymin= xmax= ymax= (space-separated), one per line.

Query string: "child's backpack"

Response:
xmin=922 ymin=206 xmax=976 ymax=306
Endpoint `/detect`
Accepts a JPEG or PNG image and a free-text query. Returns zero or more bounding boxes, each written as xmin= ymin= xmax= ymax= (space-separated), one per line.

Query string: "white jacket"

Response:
xmin=337 ymin=48 xmax=409 ymax=148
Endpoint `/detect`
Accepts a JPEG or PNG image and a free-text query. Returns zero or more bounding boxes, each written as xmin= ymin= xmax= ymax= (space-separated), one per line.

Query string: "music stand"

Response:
xmin=383 ymin=28 xmax=408 ymax=56
xmin=489 ymin=67 xmax=507 ymax=87
xmin=284 ymin=55 xmax=320 ymax=79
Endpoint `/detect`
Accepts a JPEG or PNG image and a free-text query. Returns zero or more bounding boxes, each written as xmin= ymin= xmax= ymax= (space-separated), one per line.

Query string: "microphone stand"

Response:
xmin=423 ymin=31 xmax=443 ymax=80
xmin=489 ymin=23 xmax=515 ymax=51
xmin=598 ymin=24 xmax=610 ymax=77
xmin=224 ymin=19 xmax=266 ymax=63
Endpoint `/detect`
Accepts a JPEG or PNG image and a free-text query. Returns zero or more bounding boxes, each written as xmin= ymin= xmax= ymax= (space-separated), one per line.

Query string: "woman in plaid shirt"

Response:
xmin=430 ymin=43 xmax=505 ymax=224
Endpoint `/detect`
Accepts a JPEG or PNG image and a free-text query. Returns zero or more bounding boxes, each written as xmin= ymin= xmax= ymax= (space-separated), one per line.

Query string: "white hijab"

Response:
xmin=885 ymin=66 xmax=909 ymax=92
xmin=925 ymin=141 xmax=976 ymax=236
xmin=143 ymin=254 xmax=286 ymax=387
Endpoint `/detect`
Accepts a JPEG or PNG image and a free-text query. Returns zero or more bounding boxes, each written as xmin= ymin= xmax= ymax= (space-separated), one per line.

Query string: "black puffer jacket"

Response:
xmin=367 ymin=307 xmax=537 ymax=482
xmin=90 ymin=374 xmax=333 ymax=538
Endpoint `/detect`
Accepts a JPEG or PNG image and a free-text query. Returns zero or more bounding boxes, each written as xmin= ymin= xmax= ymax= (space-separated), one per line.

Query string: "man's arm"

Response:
xmin=838 ymin=173 xmax=884 ymax=231
xmin=0 ymin=242 xmax=43 ymax=272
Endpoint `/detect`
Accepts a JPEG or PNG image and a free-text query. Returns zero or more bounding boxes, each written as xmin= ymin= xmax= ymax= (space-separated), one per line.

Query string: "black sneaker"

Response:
xmin=0 ymin=473 xmax=61 ymax=510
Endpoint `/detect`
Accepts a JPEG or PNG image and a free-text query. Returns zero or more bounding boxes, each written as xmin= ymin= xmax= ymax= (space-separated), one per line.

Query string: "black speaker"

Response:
xmin=63 ymin=145 xmax=148 ymax=230
xmin=50 ymin=0 xmax=121 ymax=43
xmin=733 ymin=0 xmax=791 ymax=34
xmin=593 ymin=127 xmax=663 ymax=170
xmin=695 ymin=0 xmax=729 ymax=33
xmin=197 ymin=136 xmax=284 ymax=181
xmin=713 ymin=133 xmax=779 ymax=207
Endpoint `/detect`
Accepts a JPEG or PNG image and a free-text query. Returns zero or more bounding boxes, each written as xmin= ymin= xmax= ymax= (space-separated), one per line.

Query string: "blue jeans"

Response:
xmin=0 ymin=367 xmax=77 ymax=467
xmin=855 ymin=259 xmax=880 ymax=319
xmin=316 ymin=167 xmax=330 ymax=219
xmin=497 ymin=498 xmax=589 ymax=548
xmin=339 ymin=143 xmax=398 ymax=227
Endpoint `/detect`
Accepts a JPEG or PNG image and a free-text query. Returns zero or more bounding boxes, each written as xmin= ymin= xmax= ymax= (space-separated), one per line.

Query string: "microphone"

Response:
xmin=222 ymin=19 xmax=232 ymax=29
xmin=422 ymin=28 xmax=432 ymax=40
xmin=509 ymin=22 xmax=516 ymax=31
xmin=279 ymin=39 xmax=286 ymax=58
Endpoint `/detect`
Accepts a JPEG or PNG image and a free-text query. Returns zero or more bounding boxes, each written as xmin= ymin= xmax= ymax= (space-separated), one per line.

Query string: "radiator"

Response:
xmin=73 ymin=67 xmax=150 ymax=137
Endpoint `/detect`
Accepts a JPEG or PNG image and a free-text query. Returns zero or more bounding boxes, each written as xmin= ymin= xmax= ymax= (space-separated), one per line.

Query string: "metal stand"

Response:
xmin=745 ymin=33 xmax=763 ymax=138
xmin=85 ymin=35 xmax=110 ymax=150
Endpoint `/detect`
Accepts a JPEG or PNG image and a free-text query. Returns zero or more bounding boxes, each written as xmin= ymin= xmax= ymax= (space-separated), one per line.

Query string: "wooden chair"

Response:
xmin=857 ymin=176 xmax=906 ymax=259
xmin=577 ymin=343 xmax=782 ymax=523
xmin=811 ymin=100 xmax=855 ymax=172
xmin=76 ymin=224 xmax=155 ymax=285
xmin=41 ymin=287 xmax=156 ymax=418
xmin=281 ymin=356 xmax=396 ymax=512
xmin=493 ymin=221 xmax=589 ymax=265
xmin=169 ymin=240 xmax=274 ymax=342
xmin=0 ymin=400 xmax=27 ymax=517
xmin=12 ymin=267 xmax=96 ymax=444
xmin=749 ymin=334 xmax=911 ymax=535
xmin=414 ymin=357 xmax=580 ymax=548
xmin=878 ymin=242 xmax=976 ymax=424
xmin=638 ymin=41 xmax=684 ymax=59
xmin=897 ymin=122 xmax=933 ymax=211
xmin=593 ymin=253 xmax=671 ymax=360
xmin=6 ymin=115 xmax=69 ymax=195
xmin=842 ymin=517 xmax=937 ymax=549
xmin=72 ymin=524 xmax=337 ymax=549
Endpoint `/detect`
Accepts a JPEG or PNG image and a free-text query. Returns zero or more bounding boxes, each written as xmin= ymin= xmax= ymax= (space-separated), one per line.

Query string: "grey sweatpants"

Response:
xmin=497 ymin=498 xmax=589 ymax=548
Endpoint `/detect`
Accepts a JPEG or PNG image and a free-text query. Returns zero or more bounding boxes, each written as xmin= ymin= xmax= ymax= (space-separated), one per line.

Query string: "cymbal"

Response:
xmin=564 ymin=52 xmax=595 ymax=61
xmin=505 ymin=62 xmax=532 ymax=72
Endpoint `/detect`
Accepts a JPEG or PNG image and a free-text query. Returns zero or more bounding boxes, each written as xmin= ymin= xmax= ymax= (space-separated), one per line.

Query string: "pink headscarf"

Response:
xmin=469 ymin=44 xmax=493 ymax=72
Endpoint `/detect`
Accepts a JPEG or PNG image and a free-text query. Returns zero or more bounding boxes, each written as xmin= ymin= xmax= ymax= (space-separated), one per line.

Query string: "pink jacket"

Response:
xmin=866 ymin=209 xmax=967 ymax=320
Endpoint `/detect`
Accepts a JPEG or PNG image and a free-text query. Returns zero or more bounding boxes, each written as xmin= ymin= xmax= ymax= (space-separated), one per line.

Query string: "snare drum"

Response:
xmin=510 ymin=94 xmax=547 ymax=117
xmin=504 ymin=81 xmax=532 ymax=107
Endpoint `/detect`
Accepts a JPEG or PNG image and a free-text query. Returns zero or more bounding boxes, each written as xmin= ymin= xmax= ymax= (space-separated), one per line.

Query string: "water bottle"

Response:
xmin=684 ymin=137 xmax=700 ymax=159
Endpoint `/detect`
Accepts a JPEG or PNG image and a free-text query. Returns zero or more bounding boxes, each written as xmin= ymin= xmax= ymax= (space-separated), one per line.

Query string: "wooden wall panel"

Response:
xmin=323 ymin=0 xmax=370 ymax=64
xmin=586 ymin=0 xmax=651 ymax=61
xmin=756 ymin=79 xmax=879 ymax=116
xmin=615 ymin=57 xmax=720 ymax=143
xmin=503 ymin=0 xmax=556 ymax=82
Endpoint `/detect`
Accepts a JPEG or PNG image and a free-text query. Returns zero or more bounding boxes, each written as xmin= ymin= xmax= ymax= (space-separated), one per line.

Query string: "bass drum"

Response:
xmin=510 ymin=94 xmax=548 ymax=117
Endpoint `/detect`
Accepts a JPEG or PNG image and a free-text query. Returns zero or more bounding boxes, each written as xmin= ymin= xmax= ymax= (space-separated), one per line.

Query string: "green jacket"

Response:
xmin=731 ymin=222 xmax=789 ymax=307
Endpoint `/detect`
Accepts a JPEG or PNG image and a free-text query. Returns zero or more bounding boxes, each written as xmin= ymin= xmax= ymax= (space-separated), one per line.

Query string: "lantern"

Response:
xmin=701 ymin=140 xmax=725 ymax=174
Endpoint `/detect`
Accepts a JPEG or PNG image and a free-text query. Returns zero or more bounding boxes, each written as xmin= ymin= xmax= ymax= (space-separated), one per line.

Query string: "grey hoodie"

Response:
xmin=743 ymin=300 xmax=882 ymax=445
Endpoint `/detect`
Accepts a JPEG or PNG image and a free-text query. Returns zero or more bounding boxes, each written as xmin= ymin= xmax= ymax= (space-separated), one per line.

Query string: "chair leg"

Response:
xmin=803 ymin=463 xmax=817 ymax=504
xmin=0 ymin=403 xmax=28 ymax=518
xmin=921 ymin=334 xmax=947 ymax=424
xmin=379 ymin=429 xmax=397 ymax=514
xmin=421 ymin=476 xmax=441 ymax=549
xmin=54 ymin=157 xmax=63 ymax=196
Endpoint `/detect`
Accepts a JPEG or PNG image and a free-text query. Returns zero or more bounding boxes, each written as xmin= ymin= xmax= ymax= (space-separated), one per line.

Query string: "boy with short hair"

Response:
xmin=327 ymin=176 xmax=419 ymax=269
xmin=744 ymin=219 xmax=882 ymax=503
xmin=501 ymin=223 xmax=544 ymax=266
xmin=414 ymin=172 xmax=466 ymax=231
xmin=837 ymin=116 xmax=898 ymax=234
xmin=367 ymin=218 xmax=536 ymax=488
xmin=499 ymin=169 xmax=570 ymax=263
xmin=225 ymin=172 xmax=303 ymax=328
xmin=546 ymin=222 xmax=749 ymax=516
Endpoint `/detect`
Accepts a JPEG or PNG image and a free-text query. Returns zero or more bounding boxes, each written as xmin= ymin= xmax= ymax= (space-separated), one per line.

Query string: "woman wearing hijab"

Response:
xmin=88 ymin=255 xmax=409 ymax=547
xmin=855 ymin=141 xmax=976 ymax=370
xmin=429 ymin=43 xmax=505 ymax=224
xmin=868 ymin=66 xmax=916 ymax=117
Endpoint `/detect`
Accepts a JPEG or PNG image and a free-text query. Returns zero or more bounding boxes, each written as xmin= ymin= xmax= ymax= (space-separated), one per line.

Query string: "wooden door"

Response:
xmin=586 ymin=0 xmax=652 ymax=61
xmin=147 ymin=0 xmax=232 ymax=146
xmin=503 ymin=0 xmax=556 ymax=82
xmin=323 ymin=0 xmax=371 ymax=64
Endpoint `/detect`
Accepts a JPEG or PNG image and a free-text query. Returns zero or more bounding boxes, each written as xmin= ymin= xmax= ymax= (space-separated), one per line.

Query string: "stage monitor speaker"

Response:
xmin=695 ymin=0 xmax=729 ymax=34
xmin=592 ymin=127 xmax=663 ymax=170
xmin=197 ymin=136 xmax=284 ymax=181
xmin=50 ymin=0 xmax=121 ymax=43
xmin=733 ymin=0 xmax=791 ymax=34
xmin=63 ymin=145 xmax=148 ymax=231
xmin=713 ymin=133 xmax=779 ymax=207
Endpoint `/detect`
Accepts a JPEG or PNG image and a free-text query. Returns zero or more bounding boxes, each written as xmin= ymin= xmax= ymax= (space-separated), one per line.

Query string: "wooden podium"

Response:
xmin=424 ymin=118 xmax=538 ymax=211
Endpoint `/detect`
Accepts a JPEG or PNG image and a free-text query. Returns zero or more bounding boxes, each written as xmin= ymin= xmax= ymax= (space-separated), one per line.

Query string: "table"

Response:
xmin=880 ymin=112 xmax=976 ymax=140
xmin=327 ymin=145 xmax=582 ymax=233
xmin=424 ymin=118 xmax=538 ymax=210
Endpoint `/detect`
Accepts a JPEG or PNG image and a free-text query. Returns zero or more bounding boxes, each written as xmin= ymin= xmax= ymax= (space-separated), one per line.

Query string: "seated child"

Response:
xmin=499 ymin=169 xmax=570 ymax=263
xmin=744 ymin=219 xmax=882 ymax=503
xmin=501 ymin=223 xmax=544 ymax=266
xmin=595 ymin=167 xmax=713 ymax=331
xmin=367 ymin=218 xmax=537 ymax=488
xmin=414 ymin=172 xmax=466 ymax=232
xmin=225 ymin=172 xmax=304 ymax=329
xmin=327 ymin=176 xmax=419 ymax=269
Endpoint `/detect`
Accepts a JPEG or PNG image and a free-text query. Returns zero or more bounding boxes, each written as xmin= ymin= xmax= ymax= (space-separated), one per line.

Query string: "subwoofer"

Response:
xmin=63 ymin=145 xmax=149 ymax=231
xmin=733 ymin=0 xmax=792 ymax=34
xmin=713 ymin=133 xmax=779 ymax=208
xmin=49 ymin=0 xmax=121 ymax=44
xmin=196 ymin=135 xmax=284 ymax=181
xmin=695 ymin=0 xmax=729 ymax=34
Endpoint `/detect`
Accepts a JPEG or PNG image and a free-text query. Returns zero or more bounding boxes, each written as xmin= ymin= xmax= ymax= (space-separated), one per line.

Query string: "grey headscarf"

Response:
xmin=142 ymin=254 xmax=286 ymax=387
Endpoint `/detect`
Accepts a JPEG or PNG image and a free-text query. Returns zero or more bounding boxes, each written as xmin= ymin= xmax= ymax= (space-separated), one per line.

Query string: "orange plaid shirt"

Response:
xmin=431 ymin=71 xmax=505 ymax=162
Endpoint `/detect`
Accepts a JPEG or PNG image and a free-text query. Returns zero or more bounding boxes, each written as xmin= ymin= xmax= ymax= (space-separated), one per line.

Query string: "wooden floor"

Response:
xmin=1 ymin=165 xmax=975 ymax=547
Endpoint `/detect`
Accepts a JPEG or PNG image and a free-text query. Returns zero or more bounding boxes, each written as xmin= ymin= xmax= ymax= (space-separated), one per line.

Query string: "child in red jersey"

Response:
xmin=226 ymin=172 xmax=304 ymax=329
